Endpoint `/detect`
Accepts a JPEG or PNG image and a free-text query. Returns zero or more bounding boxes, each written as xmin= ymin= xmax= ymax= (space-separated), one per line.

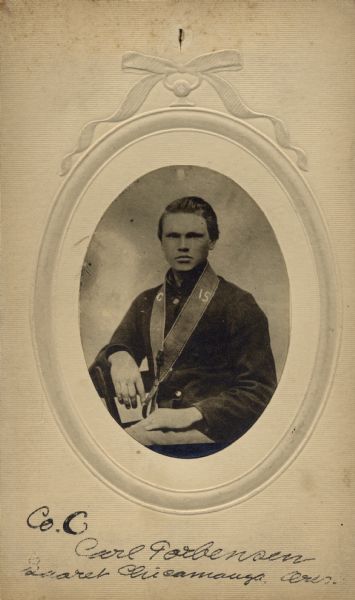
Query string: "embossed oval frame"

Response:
xmin=32 ymin=108 xmax=340 ymax=513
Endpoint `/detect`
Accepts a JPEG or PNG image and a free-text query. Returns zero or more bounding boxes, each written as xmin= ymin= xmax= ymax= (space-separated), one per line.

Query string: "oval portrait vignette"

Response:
xmin=80 ymin=165 xmax=290 ymax=459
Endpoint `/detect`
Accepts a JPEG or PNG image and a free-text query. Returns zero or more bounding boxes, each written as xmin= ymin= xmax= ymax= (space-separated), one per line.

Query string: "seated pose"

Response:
xmin=90 ymin=196 xmax=277 ymax=447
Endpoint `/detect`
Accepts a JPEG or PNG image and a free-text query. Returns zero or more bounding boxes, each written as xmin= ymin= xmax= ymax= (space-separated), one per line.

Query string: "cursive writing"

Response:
xmin=22 ymin=560 xmax=110 ymax=580
xmin=75 ymin=536 xmax=315 ymax=566
xmin=23 ymin=506 xmax=337 ymax=588
xmin=117 ymin=563 xmax=265 ymax=585
xmin=27 ymin=505 xmax=88 ymax=536
xmin=281 ymin=570 xmax=334 ymax=585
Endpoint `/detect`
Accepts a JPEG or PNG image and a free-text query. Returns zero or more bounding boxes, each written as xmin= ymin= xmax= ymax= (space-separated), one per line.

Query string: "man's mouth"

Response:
xmin=175 ymin=256 xmax=192 ymax=261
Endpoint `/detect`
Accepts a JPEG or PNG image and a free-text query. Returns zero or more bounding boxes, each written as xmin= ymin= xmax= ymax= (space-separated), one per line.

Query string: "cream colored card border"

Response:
xmin=31 ymin=107 xmax=340 ymax=513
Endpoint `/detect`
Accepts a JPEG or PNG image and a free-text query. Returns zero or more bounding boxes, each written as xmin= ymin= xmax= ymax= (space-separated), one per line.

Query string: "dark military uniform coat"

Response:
xmin=90 ymin=262 xmax=277 ymax=444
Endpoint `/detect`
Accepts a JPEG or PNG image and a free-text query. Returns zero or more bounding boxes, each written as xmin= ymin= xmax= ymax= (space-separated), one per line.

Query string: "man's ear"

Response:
xmin=208 ymin=240 xmax=216 ymax=251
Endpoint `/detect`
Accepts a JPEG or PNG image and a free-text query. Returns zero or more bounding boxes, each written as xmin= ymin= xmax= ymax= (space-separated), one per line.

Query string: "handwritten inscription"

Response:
xmin=22 ymin=505 xmax=337 ymax=587
xmin=74 ymin=537 xmax=316 ymax=565
xmin=27 ymin=505 xmax=88 ymax=535
xmin=281 ymin=571 xmax=333 ymax=585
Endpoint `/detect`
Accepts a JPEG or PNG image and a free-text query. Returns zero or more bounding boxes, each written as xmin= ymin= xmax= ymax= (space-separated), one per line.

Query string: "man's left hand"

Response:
xmin=143 ymin=407 xmax=203 ymax=431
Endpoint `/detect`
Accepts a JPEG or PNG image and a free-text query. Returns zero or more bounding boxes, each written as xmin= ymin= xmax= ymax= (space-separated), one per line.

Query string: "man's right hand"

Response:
xmin=109 ymin=351 xmax=145 ymax=409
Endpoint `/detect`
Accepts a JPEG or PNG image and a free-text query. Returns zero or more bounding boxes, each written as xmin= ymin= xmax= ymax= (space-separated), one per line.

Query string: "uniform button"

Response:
xmin=175 ymin=390 xmax=182 ymax=398
xmin=172 ymin=298 xmax=180 ymax=305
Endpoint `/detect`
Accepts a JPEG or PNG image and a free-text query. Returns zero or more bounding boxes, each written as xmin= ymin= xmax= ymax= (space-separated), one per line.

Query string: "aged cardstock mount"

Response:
xmin=31 ymin=48 xmax=340 ymax=513
xmin=2 ymin=2 xmax=355 ymax=599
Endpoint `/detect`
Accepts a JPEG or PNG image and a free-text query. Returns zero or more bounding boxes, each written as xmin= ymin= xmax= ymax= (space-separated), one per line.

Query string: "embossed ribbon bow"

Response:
xmin=61 ymin=50 xmax=307 ymax=175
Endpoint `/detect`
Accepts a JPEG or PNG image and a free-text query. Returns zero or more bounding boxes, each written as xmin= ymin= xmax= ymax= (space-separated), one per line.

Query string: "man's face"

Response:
xmin=160 ymin=212 xmax=215 ymax=272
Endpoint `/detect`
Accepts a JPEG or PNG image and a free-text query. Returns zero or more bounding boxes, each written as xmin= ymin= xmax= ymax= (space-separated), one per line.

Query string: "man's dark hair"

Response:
xmin=157 ymin=196 xmax=220 ymax=242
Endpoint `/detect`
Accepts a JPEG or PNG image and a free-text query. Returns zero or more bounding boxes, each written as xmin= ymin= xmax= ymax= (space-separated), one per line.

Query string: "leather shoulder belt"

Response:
xmin=145 ymin=262 xmax=219 ymax=413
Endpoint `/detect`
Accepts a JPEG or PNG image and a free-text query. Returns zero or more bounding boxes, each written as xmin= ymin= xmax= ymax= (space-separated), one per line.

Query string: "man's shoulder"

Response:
xmin=131 ymin=283 xmax=162 ymax=307
xmin=216 ymin=276 xmax=252 ymax=302
xmin=215 ymin=276 xmax=266 ymax=320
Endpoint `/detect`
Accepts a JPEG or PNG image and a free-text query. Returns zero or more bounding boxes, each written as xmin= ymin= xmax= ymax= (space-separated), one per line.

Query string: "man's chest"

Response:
xmin=139 ymin=291 xmax=234 ymax=359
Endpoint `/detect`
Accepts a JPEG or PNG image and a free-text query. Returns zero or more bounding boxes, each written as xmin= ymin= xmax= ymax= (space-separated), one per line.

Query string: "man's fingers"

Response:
xmin=114 ymin=381 xmax=124 ymax=404
xmin=113 ymin=378 xmax=141 ymax=409
xmin=143 ymin=408 xmax=189 ymax=431
xmin=112 ymin=370 xmax=143 ymax=410
xmin=135 ymin=375 xmax=145 ymax=403
xmin=127 ymin=381 xmax=137 ymax=408
xmin=127 ymin=381 xmax=136 ymax=398
xmin=121 ymin=383 xmax=131 ymax=409
xmin=144 ymin=420 xmax=160 ymax=431
xmin=144 ymin=421 xmax=165 ymax=431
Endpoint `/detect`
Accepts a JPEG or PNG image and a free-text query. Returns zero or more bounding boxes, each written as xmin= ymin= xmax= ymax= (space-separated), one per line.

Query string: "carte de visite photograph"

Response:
xmin=80 ymin=165 xmax=290 ymax=459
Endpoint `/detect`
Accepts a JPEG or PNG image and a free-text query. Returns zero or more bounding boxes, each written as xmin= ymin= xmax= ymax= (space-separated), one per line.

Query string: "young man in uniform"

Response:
xmin=90 ymin=197 xmax=277 ymax=448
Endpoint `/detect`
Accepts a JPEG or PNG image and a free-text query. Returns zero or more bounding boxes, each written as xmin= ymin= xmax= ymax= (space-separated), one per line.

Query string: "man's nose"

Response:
xmin=178 ymin=236 xmax=189 ymax=251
